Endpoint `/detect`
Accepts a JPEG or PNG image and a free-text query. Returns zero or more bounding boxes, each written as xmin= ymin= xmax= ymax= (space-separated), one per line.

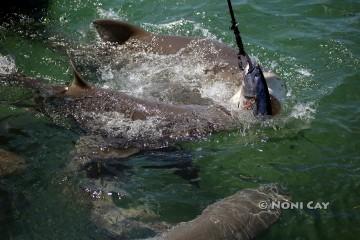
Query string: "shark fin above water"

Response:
xmin=93 ymin=19 xmax=150 ymax=44
xmin=69 ymin=57 xmax=91 ymax=89
xmin=65 ymin=57 xmax=92 ymax=96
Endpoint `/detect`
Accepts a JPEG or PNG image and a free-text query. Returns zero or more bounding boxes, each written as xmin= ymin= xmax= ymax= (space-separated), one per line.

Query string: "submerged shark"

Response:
xmin=159 ymin=185 xmax=287 ymax=240
xmin=88 ymin=184 xmax=287 ymax=240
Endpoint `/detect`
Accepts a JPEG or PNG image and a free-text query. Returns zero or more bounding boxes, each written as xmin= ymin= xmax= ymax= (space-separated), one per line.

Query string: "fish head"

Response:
xmin=241 ymin=64 xmax=281 ymax=117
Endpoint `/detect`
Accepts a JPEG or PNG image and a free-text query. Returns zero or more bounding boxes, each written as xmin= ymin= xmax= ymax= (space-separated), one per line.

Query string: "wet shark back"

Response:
xmin=93 ymin=19 xmax=151 ymax=44
xmin=159 ymin=185 xmax=287 ymax=240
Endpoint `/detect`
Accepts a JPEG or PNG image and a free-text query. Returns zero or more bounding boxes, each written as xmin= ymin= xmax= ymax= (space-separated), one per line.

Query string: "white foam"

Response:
xmin=97 ymin=7 xmax=127 ymax=20
xmin=290 ymin=102 xmax=316 ymax=121
xmin=201 ymin=81 xmax=234 ymax=105
xmin=97 ymin=51 xmax=209 ymax=103
xmin=93 ymin=48 xmax=291 ymax=120
xmin=143 ymin=19 xmax=218 ymax=39
xmin=146 ymin=19 xmax=188 ymax=30
xmin=192 ymin=22 xmax=218 ymax=39
xmin=0 ymin=55 xmax=17 ymax=75
xmin=84 ymin=111 xmax=164 ymax=140
xmin=296 ymin=68 xmax=313 ymax=77
xmin=99 ymin=65 xmax=114 ymax=81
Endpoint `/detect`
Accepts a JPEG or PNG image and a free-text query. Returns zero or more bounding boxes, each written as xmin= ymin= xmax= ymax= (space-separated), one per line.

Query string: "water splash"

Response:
xmin=97 ymin=7 xmax=127 ymax=21
xmin=84 ymin=111 xmax=164 ymax=140
xmin=0 ymin=55 xmax=17 ymax=75
xmin=143 ymin=19 xmax=218 ymax=39
xmin=290 ymin=102 xmax=316 ymax=121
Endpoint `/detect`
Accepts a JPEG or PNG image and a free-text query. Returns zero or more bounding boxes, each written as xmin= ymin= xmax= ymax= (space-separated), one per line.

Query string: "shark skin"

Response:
xmin=158 ymin=185 xmax=287 ymax=240
xmin=92 ymin=19 xmax=245 ymax=86
xmin=0 ymin=65 xmax=240 ymax=152
xmin=88 ymin=185 xmax=287 ymax=240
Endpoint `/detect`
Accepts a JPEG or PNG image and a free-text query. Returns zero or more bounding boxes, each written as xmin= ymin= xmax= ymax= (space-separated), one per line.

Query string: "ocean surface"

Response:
xmin=0 ymin=0 xmax=359 ymax=239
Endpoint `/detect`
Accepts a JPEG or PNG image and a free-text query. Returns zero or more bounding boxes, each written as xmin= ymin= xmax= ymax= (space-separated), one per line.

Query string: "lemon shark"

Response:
xmin=88 ymin=185 xmax=287 ymax=240
xmin=92 ymin=19 xmax=243 ymax=83
xmin=92 ymin=19 xmax=286 ymax=110
xmin=158 ymin=185 xmax=287 ymax=240
xmin=0 ymin=59 xmax=280 ymax=154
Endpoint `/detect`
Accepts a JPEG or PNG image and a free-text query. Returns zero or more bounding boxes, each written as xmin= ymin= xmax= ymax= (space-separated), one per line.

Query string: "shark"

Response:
xmin=158 ymin=185 xmax=287 ymax=240
xmin=92 ymin=19 xmax=244 ymax=85
xmin=0 ymin=58 xmax=280 ymax=154
xmin=92 ymin=19 xmax=286 ymax=110
xmin=87 ymin=184 xmax=287 ymax=240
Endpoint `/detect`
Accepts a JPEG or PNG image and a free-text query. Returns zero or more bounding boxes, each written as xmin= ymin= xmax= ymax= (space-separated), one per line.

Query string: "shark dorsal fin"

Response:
xmin=93 ymin=19 xmax=150 ymax=44
xmin=68 ymin=58 xmax=91 ymax=91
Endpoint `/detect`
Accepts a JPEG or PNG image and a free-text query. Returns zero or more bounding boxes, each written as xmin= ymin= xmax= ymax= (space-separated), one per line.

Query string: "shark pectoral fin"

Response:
xmin=93 ymin=19 xmax=150 ymax=44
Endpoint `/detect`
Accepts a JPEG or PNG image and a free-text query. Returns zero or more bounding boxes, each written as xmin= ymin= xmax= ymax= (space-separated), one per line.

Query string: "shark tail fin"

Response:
xmin=93 ymin=19 xmax=150 ymax=44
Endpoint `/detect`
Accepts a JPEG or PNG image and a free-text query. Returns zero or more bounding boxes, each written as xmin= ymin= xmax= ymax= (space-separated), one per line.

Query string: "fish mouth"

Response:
xmin=242 ymin=97 xmax=256 ymax=110
xmin=242 ymin=95 xmax=281 ymax=116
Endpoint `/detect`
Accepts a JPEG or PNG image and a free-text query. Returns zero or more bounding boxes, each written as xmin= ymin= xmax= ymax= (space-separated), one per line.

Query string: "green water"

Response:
xmin=0 ymin=0 xmax=359 ymax=239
